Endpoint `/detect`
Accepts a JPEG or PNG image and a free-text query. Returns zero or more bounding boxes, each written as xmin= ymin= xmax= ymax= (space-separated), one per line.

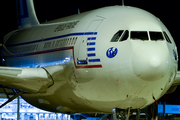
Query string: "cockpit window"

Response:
xmin=149 ymin=32 xmax=164 ymax=41
xmin=131 ymin=31 xmax=148 ymax=40
xmin=163 ymin=31 xmax=172 ymax=44
xmin=110 ymin=30 xmax=129 ymax=42
xmin=111 ymin=30 xmax=124 ymax=42
xmin=120 ymin=30 xmax=129 ymax=41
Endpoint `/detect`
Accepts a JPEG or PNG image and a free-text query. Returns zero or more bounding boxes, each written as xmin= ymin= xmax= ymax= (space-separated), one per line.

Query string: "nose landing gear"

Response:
xmin=112 ymin=108 xmax=140 ymax=120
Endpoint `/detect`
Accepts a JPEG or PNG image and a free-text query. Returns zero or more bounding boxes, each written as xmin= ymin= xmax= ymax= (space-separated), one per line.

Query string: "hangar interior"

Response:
xmin=0 ymin=86 xmax=70 ymax=120
xmin=1 ymin=86 xmax=180 ymax=120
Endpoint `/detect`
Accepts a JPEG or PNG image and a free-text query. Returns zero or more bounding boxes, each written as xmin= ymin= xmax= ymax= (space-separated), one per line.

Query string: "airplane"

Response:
xmin=1 ymin=0 xmax=180 ymax=119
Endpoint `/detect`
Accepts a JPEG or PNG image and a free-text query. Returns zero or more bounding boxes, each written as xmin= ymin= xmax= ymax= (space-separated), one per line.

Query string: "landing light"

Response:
xmin=77 ymin=60 xmax=88 ymax=65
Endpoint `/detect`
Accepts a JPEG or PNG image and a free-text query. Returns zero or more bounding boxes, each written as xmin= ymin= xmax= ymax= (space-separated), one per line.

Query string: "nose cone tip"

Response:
xmin=150 ymin=57 xmax=161 ymax=67
xmin=132 ymin=44 xmax=170 ymax=81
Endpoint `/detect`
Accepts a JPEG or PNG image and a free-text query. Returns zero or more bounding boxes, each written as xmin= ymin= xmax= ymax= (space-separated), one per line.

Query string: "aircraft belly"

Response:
xmin=19 ymin=62 xmax=173 ymax=113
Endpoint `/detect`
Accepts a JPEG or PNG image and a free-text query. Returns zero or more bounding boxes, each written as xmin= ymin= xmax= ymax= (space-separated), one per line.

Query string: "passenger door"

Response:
xmin=77 ymin=20 xmax=103 ymax=65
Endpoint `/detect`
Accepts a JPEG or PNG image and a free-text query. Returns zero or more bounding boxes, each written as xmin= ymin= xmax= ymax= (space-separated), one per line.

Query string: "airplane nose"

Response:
xmin=132 ymin=43 xmax=170 ymax=81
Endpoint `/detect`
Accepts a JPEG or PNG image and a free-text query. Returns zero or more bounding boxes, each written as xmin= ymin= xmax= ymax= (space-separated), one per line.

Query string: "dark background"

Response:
xmin=1 ymin=0 xmax=180 ymax=104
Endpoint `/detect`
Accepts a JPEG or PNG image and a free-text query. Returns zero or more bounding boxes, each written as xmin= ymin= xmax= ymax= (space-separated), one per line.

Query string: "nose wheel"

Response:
xmin=112 ymin=108 xmax=140 ymax=120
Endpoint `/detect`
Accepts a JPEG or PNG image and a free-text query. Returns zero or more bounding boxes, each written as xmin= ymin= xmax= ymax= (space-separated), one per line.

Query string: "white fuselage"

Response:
xmin=3 ymin=6 xmax=178 ymax=113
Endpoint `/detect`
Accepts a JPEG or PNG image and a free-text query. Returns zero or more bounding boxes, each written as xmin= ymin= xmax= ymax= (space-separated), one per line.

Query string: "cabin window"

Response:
xmin=58 ymin=40 xmax=61 ymax=46
xmin=74 ymin=37 xmax=77 ymax=44
xmin=62 ymin=39 xmax=65 ymax=45
xmin=71 ymin=38 xmax=74 ymax=45
xmin=55 ymin=40 xmax=60 ymax=47
xmin=69 ymin=38 xmax=72 ymax=44
xmin=163 ymin=31 xmax=172 ymax=44
xmin=149 ymin=32 xmax=164 ymax=41
xmin=51 ymin=41 xmax=55 ymax=47
xmin=44 ymin=42 xmax=51 ymax=48
xmin=65 ymin=39 xmax=67 ymax=45
xmin=131 ymin=31 xmax=148 ymax=41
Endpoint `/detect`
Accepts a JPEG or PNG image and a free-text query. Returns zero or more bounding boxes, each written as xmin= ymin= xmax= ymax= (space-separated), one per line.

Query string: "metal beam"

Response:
xmin=0 ymin=91 xmax=23 ymax=108
xmin=100 ymin=114 xmax=109 ymax=120
xmin=17 ymin=96 xmax=20 ymax=120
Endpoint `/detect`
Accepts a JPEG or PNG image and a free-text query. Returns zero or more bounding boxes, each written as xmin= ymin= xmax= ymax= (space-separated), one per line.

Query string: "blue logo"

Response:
xmin=106 ymin=47 xmax=118 ymax=58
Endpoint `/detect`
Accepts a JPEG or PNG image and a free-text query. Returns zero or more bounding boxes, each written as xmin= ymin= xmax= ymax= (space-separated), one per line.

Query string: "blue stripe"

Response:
xmin=87 ymin=48 xmax=95 ymax=51
xmin=7 ymin=32 xmax=98 ymax=47
xmin=89 ymin=59 xmax=101 ymax=62
xmin=87 ymin=53 xmax=96 ymax=57
xmin=84 ymin=32 xmax=97 ymax=35
xmin=93 ymin=32 xmax=97 ymax=35
xmin=87 ymin=37 xmax=96 ymax=40
xmin=87 ymin=42 xmax=95 ymax=46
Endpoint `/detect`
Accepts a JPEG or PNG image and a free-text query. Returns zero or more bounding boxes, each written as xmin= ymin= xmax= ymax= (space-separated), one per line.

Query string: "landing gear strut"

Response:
xmin=113 ymin=108 xmax=131 ymax=120
xmin=112 ymin=108 xmax=140 ymax=120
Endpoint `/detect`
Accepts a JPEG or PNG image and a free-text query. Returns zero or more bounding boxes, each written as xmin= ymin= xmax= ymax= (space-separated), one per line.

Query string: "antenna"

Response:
xmin=78 ymin=9 xmax=80 ymax=14
xmin=122 ymin=0 xmax=124 ymax=6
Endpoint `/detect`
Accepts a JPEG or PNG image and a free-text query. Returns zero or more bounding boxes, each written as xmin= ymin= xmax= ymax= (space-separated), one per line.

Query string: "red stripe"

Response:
xmin=76 ymin=65 xmax=102 ymax=68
